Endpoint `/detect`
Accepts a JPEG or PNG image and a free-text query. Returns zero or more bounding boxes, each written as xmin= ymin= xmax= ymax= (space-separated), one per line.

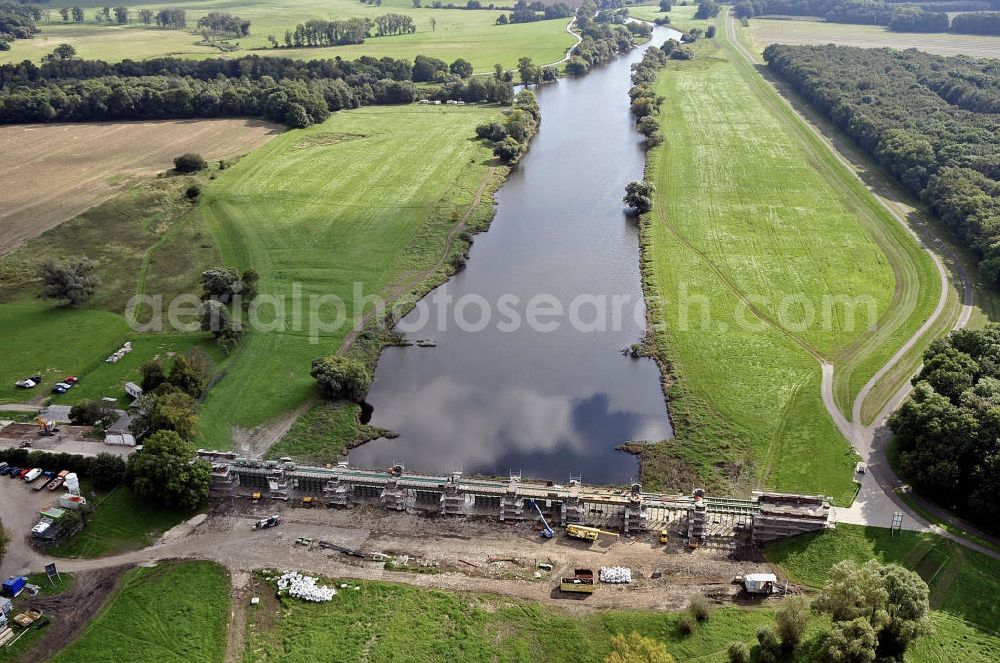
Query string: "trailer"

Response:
xmin=252 ymin=515 xmax=280 ymax=530
xmin=559 ymin=569 xmax=596 ymax=594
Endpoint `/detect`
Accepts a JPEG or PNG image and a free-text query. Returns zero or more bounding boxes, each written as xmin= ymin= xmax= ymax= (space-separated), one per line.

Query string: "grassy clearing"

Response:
xmin=1 ymin=0 xmax=574 ymax=70
xmin=747 ymin=17 xmax=1000 ymax=59
xmin=24 ymin=572 xmax=75 ymax=596
xmin=49 ymin=561 xmax=229 ymax=663
xmin=767 ymin=524 xmax=1000 ymax=661
xmin=639 ymin=23 xmax=936 ymax=502
xmin=629 ymin=3 xmax=711 ymax=32
xmin=246 ymin=574 xmax=782 ymax=663
xmin=266 ymin=401 xmax=389 ymax=465
xmin=197 ymin=103 xmax=502 ymax=449
xmin=49 ymin=483 xmax=194 ymax=558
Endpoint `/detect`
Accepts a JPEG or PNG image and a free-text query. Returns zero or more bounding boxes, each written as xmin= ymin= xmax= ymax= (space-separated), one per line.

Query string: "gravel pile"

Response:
xmin=277 ymin=571 xmax=337 ymax=602
xmin=599 ymin=566 xmax=632 ymax=584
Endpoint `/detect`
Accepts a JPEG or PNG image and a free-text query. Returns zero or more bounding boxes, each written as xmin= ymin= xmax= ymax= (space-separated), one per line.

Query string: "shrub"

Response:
xmin=185 ymin=184 xmax=201 ymax=199
xmin=310 ymin=355 xmax=372 ymax=402
xmin=726 ymin=641 xmax=750 ymax=663
xmin=756 ymin=626 xmax=781 ymax=663
xmin=688 ymin=594 xmax=711 ymax=621
xmin=676 ymin=614 xmax=695 ymax=635
xmin=775 ymin=595 xmax=810 ymax=650
xmin=173 ymin=152 xmax=207 ymax=173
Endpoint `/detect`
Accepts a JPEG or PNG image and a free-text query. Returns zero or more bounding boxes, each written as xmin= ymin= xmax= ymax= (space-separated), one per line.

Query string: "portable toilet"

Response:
xmin=64 ymin=472 xmax=80 ymax=495
xmin=1 ymin=576 xmax=27 ymax=598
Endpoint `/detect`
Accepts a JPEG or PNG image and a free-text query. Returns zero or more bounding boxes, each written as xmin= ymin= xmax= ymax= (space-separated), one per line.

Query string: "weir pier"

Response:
xmin=200 ymin=451 xmax=833 ymax=545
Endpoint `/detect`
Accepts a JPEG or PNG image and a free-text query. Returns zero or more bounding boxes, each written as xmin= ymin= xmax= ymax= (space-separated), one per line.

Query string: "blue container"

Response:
xmin=1 ymin=576 xmax=26 ymax=597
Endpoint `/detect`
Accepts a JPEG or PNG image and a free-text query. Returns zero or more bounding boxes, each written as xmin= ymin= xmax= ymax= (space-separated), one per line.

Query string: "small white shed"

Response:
xmin=744 ymin=573 xmax=778 ymax=595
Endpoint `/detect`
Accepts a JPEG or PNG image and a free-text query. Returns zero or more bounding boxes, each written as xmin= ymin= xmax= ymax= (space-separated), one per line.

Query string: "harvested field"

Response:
xmin=748 ymin=17 xmax=1000 ymax=59
xmin=0 ymin=119 xmax=282 ymax=255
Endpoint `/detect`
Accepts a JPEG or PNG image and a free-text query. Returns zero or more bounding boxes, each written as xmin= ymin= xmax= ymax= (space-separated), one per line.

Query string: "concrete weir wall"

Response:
xmin=199 ymin=451 xmax=833 ymax=544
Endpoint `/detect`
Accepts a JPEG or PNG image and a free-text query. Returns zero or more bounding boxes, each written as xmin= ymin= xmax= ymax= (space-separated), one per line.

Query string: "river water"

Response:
xmin=351 ymin=27 xmax=680 ymax=484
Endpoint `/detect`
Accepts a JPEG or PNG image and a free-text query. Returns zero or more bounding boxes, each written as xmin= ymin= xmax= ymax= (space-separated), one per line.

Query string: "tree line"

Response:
xmin=49 ymin=6 xmax=188 ymax=29
xmin=0 ymin=2 xmax=40 ymax=49
xmin=889 ymin=325 xmax=1000 ymax=532
xmin=496 ymin=1 xmax=574 ymax=24
xmin=283 ymin=18 xmax=373 ymax=47
xmin=564 ymin=2 xmax=640 ymax=76
xmin=735 ymin=0 xmax=1000 ymax=34
xmin=0 ymin=49 xmax=514 ymax=127
xmin=763 ymin=44 xmax=1000 ymax=285
xmin=475 ymin=88 xmax=540 ymax=163
xmin=196 ymin=11 xmax=250 ymax=38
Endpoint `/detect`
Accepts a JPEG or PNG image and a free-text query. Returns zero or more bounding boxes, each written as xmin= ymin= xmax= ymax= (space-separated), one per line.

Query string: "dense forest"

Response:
xmin=733 ymin=0 xmax=1000 ymax=34
xmin=889 ymin=325 xmax=1000 ymax=532
xmin=0 ymin=51 xmax=513 ymax=127
xmin=0 ymin=2 xmax=39 ymax=49
xmin=764 ymin=44 xmax=1000 ymax=284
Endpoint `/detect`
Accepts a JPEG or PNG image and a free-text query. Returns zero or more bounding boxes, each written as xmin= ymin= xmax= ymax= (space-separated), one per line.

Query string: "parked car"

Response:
xmin=0 ymin=463 xmax=10 ymax=476
xmin=63 ymin=376 xmax=79 ymax=384
xmin=5 ymin=466 xmax=22 ymax=478
xmin=17 ymin=469 xmax=30 ymax=479
xmin=15 ymin=376 xmax=40 ymax=388
xmin=24 ymin=468 xmax=42 ymax=483
xmin=47 ymin=476 xmax=64 ymax=492
xmin=51 ymin=382 xmax=73 ymax=394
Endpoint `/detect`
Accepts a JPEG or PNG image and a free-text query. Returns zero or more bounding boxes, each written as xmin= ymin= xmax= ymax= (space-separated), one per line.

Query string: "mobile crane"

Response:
xmin=528 ymin=499 xmax=554 ymax=538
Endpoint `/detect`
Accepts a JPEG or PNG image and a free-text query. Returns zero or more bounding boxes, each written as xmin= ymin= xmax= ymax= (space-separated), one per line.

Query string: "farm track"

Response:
xmin=723 ymin=15 xmax=998 ymax=559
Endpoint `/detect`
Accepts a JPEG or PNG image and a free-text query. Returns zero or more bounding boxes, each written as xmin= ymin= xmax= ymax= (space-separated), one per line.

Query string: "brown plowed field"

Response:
xmin=0 ymin=119 xmax=283 ymax=255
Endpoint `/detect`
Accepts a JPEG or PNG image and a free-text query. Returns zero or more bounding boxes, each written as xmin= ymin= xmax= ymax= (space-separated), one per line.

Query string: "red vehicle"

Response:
xmin=63 ymin=376 xmax=79 ymax=384
xmin=17 ymin=469 xmax=30 ymax=479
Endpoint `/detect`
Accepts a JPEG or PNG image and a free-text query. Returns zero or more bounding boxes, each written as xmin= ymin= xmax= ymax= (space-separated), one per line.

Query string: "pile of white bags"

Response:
xmin=277 ymin=571 xmax=336 ymax=602
xmin=599 ymin=566 xmax=632 ymax=584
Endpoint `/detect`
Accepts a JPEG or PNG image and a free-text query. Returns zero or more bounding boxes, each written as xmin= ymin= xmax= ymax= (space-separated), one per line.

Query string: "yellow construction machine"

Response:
xmin=566 ymin=524 xmax=620 ymax=542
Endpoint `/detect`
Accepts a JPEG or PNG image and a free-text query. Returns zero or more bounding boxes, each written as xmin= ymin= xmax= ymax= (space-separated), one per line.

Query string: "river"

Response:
xmin=350 ymin=26 xmax=680 ymax=484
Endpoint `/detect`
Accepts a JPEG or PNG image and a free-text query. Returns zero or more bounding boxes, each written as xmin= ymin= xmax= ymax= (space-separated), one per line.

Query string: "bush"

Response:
xmin=37 ymin=256 xmax=100 ymax=306
xmin=185 ymin=184 xmax=201 ymax=199
xmin=688 ymin=594 xmax=711 ymax=621
xmin=775 ymin=595 xmax=810 ymax=650
xmin=756 ymin=626 xmax=781 ymax=663
xmin=726 ymin=641 xmax=750 ymax=663
xmin=173 ymin=153 xmax=207 ymax=173
xmin=676 ymin=614 xmax=696 ymax=635
xmin=91 ymin=452 xmax=127 ymax=490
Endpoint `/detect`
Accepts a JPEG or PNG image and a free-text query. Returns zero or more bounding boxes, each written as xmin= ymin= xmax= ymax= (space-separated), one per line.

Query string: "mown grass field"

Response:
xmin=49 ymin=483 xmax=194 ymax=558
xmin=639 ymin=19 xmax=938 ymax=502
xmin=767 ymin=524 xmax=1000 ymax=662
xmin=628 ymin=3 xmax=711 ymax=32
xmin=197 ymin=103 xmax=503 ymax=449
xmin=246 ymin=574 xmax=783 ymax=663
xmin=747 ymin=17 xmax=1000 ymax=59
xmin=0 ymin=0 xmax=575 ymax=71
xmin=49 ymin=561 xmax=229 ymax=663
xmin=265 ymin=400 xmax=387 ymax=465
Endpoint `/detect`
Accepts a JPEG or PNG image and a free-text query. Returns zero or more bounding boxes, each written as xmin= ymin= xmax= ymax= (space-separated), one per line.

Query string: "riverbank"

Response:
xmin=635 ymin=18 xmax=939 ymax=504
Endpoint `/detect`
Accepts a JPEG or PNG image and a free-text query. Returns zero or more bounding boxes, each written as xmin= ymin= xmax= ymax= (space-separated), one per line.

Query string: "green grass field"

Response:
xmin=747 ymin=16 xmax=1000 ymax=59
xmin=265 ymin=400 xmax=388 ymax=464
xmin=49 ymin=561 xmax=229 ymax=663
xmin=1 ymin=0 xmax=575 ymax=71
xmin=197 ymin=103 xmax=502 ymax=448
xmin=639 ymin=19 xmax=938 ymax=502
xmin=49 ymin=483 xmax=194 ymax=558
xmin=628 ymin=3 xmax=711 ymax=32
xmin=767 ymin=525 xmax=1000 ymax=661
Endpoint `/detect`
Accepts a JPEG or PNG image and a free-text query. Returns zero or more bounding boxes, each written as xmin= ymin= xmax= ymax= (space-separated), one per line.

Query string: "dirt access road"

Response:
xmin=0 ymin=119 xmax=282 ymax=256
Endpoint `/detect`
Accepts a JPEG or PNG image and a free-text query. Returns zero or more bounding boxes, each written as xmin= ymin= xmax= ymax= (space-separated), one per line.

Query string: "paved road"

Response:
xmin=723 ymin=15 xmax=999 ymax=560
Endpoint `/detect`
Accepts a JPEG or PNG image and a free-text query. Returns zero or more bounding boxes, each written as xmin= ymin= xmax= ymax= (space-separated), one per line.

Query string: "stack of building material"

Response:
xmin=599 ymin=567 xmax=632 ymax=584
xmin=276 ymin=572 xmax=336 ymax=602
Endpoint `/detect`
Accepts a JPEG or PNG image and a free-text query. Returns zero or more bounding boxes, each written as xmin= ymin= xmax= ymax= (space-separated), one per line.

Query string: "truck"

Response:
xmin=58 ymin=494 xmax=87 ymax=510
xmin=252 ymin=515 xmax=281 ymax=530
xmin=23 ymin=468 xmax=42 ymax=483
xmin=34 ymin=471 xmax=56 ymax=491
xmin=566 ymin=524 xmax=620 ymax=542
xmin=48 ymin=470 xmax=69 ymax=492
xmin=559 ymin=569 xmax=596 ymax=594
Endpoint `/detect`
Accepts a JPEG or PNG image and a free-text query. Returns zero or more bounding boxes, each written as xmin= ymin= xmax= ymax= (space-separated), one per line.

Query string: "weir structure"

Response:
xmin=200 ymin=451 xmax=833 ymax=545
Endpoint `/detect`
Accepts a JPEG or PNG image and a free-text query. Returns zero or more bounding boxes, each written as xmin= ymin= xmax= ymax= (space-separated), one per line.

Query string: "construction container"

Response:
xmin=1 ymin=577 xmax=26 ymax=598
xmin=743 ymin=573 xmax=777 ymax=595
xmin=39 ymin=507 xmax=65 ymax=520
xmin=559 ymin=569 xmax=596 ymax=594
xmin=58 ymin=494 xmax=87 ymax=510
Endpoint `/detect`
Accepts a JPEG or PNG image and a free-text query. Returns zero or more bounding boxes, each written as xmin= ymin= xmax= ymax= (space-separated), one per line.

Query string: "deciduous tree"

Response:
xmin=37 ymin=256 xmax=99 ymax=306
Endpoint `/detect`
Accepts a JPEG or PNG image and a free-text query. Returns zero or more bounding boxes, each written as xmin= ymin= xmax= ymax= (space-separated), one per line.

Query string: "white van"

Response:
xmin=24 ymin=468 xmax=42 ymax=483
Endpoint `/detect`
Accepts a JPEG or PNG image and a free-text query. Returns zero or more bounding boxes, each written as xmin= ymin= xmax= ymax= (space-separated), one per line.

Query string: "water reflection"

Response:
xmin=352 ymin=27 xmax=680 ymax=484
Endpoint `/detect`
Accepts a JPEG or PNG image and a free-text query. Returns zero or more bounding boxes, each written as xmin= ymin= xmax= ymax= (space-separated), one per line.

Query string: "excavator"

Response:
xmin=35 ymin=417 xmax=57 ymax=436
xmin=527 ymin=499 xmax=554 ymax=538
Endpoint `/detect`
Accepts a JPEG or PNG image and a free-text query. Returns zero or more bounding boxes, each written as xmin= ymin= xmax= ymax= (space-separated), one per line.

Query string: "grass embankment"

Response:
xmin=746 ymin=16 xmax=1000 ymax=59
xmin=638 ymin=21 xmax=938 ymax=502
xmin=0 ymin=0 xmax=575 ymax=70
xmin=0 ymin=171 xmax=228 ymax=406
xmin=768 ymin=524 xmax=1000 ymax=661
xmin=265 ymin=401 xmax=389 ymax=465
xmin=198 ymin=103 xmax=504 ymax=449
xmin=49 ymin=561 xmax=229 ymax=663
xmin=49 ymin=483 xmax=193 ymax=558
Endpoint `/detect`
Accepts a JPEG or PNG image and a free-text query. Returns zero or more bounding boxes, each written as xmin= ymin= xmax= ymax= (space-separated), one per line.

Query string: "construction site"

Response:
xmin=200 ymin=451 xmax=834 ymax=549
